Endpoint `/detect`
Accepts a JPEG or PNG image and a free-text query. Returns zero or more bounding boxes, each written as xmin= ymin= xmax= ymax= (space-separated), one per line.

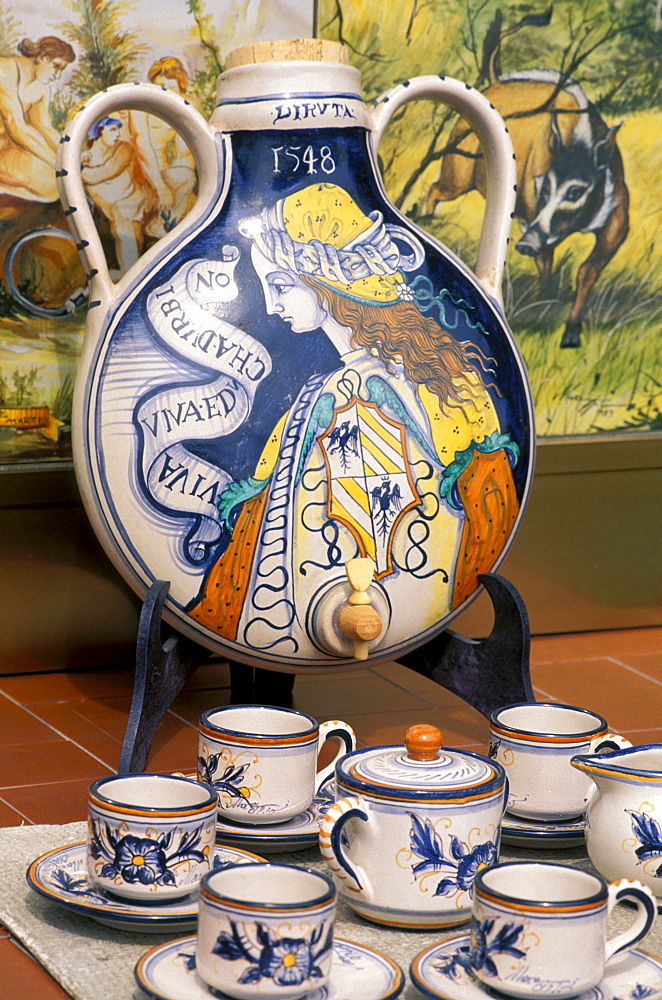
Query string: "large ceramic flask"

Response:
xmin=57 ymin=39 xmax=534 ymax=672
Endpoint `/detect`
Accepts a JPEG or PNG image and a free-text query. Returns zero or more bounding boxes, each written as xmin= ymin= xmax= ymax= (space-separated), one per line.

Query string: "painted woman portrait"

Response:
xmin=191 ymin=182 xmax=520 ymax=660
xmin=0 ymin=36 xmax=75 ymax=206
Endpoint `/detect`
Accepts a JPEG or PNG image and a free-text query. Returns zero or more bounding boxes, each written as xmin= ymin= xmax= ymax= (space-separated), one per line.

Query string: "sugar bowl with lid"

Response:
xmin=319 ymin=724 xmax=507 ymax=928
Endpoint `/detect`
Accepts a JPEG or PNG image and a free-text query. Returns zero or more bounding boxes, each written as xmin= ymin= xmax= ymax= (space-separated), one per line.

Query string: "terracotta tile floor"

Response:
xmin=1 ymin=626 xmax=660 ymax=996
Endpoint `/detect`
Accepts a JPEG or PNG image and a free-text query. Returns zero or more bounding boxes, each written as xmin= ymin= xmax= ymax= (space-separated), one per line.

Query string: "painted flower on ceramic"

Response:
xmin=408 ymin=813 xmax=498 ymax=896
xmin=613 ymin=988 xmax=660 ymax=1000
xmin=470 ymin=918 xmax=527 ymax=976
xmin=395 ymin=282 xmax=414 ymax=302
xmin=50 ymin=867 xmax=95 ymax=896
xmin=89 ymin=819 xmax=208 ymax=887
xmin=212 ymin=920 xmax=333 ymax=987
xmin=198 ymin=754 xmax=253 ymax=801
xmin=627 ymin=810 xmax=662 ymax=876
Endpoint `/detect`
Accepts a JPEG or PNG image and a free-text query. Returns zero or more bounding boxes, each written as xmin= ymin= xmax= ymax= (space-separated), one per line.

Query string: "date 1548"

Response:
xmin=272 ymin=145 xmax=336 ymax=176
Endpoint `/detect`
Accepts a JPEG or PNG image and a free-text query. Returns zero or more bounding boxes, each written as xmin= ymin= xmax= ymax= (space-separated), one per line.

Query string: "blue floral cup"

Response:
xmin=196 ymin=862 xmax=336 ymax=999
xmin=87 ymin=773 xmax=218 ymax=902
xmin=469 ymin=861 xmax=656 ymax=998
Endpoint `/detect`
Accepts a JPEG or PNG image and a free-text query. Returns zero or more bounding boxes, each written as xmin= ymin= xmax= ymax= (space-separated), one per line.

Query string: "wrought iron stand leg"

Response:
xmin=119 ymin=571 xmax=532 ymax=771
xmin=398 ymin=573 xmax=534 ymax=719
xmin=118 ymin=581 xmax=209 ymax=774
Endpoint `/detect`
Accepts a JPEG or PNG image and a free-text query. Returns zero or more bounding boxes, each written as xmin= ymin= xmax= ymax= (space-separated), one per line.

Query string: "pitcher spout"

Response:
xmin=571 ymin=743 xmax=662 ymax=782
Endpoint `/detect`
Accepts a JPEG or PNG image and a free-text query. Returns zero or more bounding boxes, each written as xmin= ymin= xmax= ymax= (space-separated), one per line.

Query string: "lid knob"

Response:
xmin=405 ymin=724 xmax=443 ymax=761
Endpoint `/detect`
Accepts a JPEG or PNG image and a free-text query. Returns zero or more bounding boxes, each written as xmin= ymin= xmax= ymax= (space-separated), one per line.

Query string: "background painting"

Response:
xmin=0 ymin=0 xmax=313 ymax=466
xmin=317 ymin=0 xmax=661 ymax=438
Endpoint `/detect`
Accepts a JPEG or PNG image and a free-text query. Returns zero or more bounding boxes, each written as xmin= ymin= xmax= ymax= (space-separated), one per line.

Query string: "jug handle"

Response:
xmin=315 ymin=721 xmax=356 ymax=793
xmin=591 ymin=733 xmax=632 ymax=754
xmin=319 ymin=795 xmax=371 ymax=894
xmin=605 ymin=879 xmax=657 ymax=963
xmin=369 ymin=76 xmax=516 ymax=308
xmin=56 ymin=82 xmax=220 ymax=313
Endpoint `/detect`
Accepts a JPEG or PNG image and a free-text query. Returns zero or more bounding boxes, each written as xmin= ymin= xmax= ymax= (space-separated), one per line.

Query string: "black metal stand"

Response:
xmin=118 ymin=572 xmax=532 ymax=774
xmin=398 ymin=573 xmax=533 ymax=718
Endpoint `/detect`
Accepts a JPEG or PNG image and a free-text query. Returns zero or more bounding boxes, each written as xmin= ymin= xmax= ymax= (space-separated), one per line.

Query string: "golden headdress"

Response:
xmin=239 ymin=182 xmax=423 ymax=304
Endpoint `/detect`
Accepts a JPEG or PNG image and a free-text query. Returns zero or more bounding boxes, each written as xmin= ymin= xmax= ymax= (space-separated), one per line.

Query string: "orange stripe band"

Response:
xmin=199 ymin=725 xmax=317 ymax=748
xmin=476 ymin=888 xmax=605 ymax=914
xmin=490 ymin=725 xmax=607 ymax=744
xmin=88 ymin=797 xmax=216 ymax=819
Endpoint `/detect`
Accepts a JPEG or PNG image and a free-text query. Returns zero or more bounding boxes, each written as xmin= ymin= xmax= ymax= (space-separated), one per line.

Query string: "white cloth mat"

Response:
xmin=1 ymin=822 xmax=660 ymax=1000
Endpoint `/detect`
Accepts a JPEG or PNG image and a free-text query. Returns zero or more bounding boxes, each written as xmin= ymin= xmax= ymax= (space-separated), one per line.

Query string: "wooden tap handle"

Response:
xmin=338 ymin=558 xmax=382 ymax=658
xmin=405 ymin=724 xmax=443 ymax=761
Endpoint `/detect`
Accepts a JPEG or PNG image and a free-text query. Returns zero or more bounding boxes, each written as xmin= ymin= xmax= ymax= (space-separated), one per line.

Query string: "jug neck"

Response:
xmin=211 ymin=59 xmax=370 ymax=133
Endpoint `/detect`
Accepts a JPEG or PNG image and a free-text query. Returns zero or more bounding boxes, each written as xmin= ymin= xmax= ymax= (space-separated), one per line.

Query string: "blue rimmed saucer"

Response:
xmin=135 ymin=934 xmax=404 ymax=1000
xmin=212 ymin=780 xmax=336 ymax=854
xmin=500 ymin=811 xmax=585 ymax=849
xmin=410 ymin=933 xmax=662 ymax=999
xmin=26 ymin=841 xmax=267 ymax=933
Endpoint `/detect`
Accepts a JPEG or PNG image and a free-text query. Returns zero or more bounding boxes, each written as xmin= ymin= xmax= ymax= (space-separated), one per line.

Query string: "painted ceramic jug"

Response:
xmin=571 ymin=744 xmax=662 ymax=907
xmin=319 ymin=724 xmax=508 ymax=928
xmin=56 ymin=39 xmax=534 ymax=672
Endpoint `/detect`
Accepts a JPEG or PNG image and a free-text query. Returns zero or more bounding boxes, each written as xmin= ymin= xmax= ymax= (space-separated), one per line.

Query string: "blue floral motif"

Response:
xmin=89 ymin=818 xmax=208 ymax=888
xmin=614 ymin=988 xmax=660 ymax=1000
xmin=198 ymin=754 xmax=252 ymax=801
xmin=178 ymin=951 xmax=197 ymax=971
xmin=212 ymin=920 xmax=333 ymax=987
xmin=470 ymin=918 xmax=527 ymax=976
xmin=50 ymin=867 xmax=96 ymax=896
xmin=408 ymin=813 xmax=498 ymax=897
xmin=627 ymin=810 xmax=662 ymax=877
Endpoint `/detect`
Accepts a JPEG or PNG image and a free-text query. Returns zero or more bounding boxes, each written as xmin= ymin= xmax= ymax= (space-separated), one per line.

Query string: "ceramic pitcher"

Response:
xmin=56 ymin=39 xmax=534 ymax=672
xmin=571 ymin=743 xmax=662 ymax=907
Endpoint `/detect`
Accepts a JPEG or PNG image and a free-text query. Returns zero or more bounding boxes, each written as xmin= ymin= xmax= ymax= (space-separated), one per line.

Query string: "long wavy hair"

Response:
xmin=302 ymin=275 xmax=495 ymax=413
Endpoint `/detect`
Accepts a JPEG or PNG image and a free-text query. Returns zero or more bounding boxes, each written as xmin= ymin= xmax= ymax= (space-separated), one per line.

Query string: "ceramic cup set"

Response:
xmin=468 ymin=861 xmax=657 ymax=998
xmin=197 ymin=704 xmax=355 ymax=825
xmin=488 ymin=702 xmax=631 ymax=821
xmin=87 ymin=773 xmax=218 ymax=902
xmin=197 ymin=862 xmax=336 ymax=999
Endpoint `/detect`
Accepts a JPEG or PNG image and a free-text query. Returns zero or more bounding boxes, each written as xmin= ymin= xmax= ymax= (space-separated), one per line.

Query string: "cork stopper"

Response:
xmin=226 ymin=39 xmax=348 ymax=70
xmin=405 ymin=724 xmax=443 ymax=761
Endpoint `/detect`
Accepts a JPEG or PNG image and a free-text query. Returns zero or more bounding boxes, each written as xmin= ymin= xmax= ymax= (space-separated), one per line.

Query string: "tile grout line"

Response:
xmin=0 ymin=688 xmax=116 ymax=773
xmin=0 ymin=795 xmax=35 ymax=825
xmin=605 ymin=657 xmax=662 ymax=688
xmin=366 ymin=668 xmax=458 ymax=713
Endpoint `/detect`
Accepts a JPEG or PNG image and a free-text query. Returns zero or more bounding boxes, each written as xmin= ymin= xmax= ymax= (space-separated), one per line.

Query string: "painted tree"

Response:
xmin=58 ymin=0 xmax=147 ymax=98
xmin=0 ymin=1 xmax=21 ymax=58
xmin=187 ymin=0 xmax=224 ymax=118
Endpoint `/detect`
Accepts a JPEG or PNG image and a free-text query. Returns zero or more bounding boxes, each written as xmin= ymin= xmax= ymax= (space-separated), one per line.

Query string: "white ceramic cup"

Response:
xmin=469 ymin=861 xmax=656 ymax=998
xmin=197 ymin=862 xmax=336 ymax=999
xmin=87 ymin=773 xmax=217 ymax=902
xmin=489 ymin=702 xmax=631 ymax=821
xmin=198 ymin=704 xmax=355 ymax=824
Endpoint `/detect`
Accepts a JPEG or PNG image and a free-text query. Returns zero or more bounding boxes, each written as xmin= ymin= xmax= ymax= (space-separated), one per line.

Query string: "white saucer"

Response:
xmin=410 ymin=933 xmax=662 ymax=999
xmin=500 ymin=811 xmax=585 ymax=849
xmin=135 ymin=934 xmax=404 ymax=999
xmin=213 ymin=781 xmax=336 ymax=854
xmin=26 ymin=841 xmax=267 ymax=933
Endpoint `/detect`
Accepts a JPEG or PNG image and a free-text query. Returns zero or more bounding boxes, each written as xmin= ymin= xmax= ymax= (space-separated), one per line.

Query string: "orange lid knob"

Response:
xmin=405 ymin=724 xmax=443 ymax=761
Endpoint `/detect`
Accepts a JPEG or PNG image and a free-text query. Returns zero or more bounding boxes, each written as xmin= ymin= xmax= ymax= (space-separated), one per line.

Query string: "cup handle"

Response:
xmin=605 ymin=879 xmax=657 ymax=963
xmin=590 ymin=733 xmax=632 ymax=754
xmin=315 ymin=721 xmax=356 ymax=792
xmin=319 ymin=795 xmax=370 ymax=893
